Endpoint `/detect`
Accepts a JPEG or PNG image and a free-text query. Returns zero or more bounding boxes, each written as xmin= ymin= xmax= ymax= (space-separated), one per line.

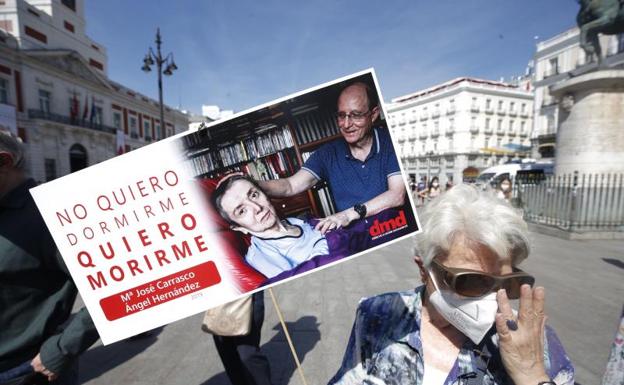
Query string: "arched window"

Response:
xmin=69 ymin=143 xmax=88 ymax=172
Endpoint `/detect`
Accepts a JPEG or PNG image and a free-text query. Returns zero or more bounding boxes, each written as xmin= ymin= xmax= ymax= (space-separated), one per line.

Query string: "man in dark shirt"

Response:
xmin=259 ymin=82 xmax=406 ymax=234
xmin=0 ymin=131 xmax=99 ymax=384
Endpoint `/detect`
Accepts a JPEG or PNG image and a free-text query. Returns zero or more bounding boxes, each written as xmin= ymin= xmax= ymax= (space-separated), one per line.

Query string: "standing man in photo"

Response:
xmin=259 ymin=81 xmax=406 ymax=234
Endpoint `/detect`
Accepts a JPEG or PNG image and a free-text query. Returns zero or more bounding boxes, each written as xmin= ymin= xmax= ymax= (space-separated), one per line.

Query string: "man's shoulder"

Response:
xmin=373 ymin=125 xmax=392 ymax=138
xmin=314 ymin=136 xmax=345 ymax=155
xmin=0 ymin=179 xmax=49 ymax=243
xmin=1 ymin=179 xmax=38 ymax=209
xmin=301 ymin=139 xmax=343 ymax=174
xmin=374 ymin=126 xmax=397 ymax=149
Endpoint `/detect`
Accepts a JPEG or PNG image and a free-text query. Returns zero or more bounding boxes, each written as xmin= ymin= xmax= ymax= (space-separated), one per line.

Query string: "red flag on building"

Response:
xmin=82 ymin=94 xmax=89 ymax=120
xmin=70 ymin=92 xmax=79 ymax=120
xmin=116 ymin=129 xmax=125 ymax=155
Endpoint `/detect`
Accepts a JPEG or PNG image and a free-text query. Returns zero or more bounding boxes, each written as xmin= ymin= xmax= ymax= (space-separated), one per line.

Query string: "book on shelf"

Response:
xmin=188 ymin=147 xmax=300 ymax=181
xmin=312 ymin=182 xmax=336 ymax=216
xmin=316 ymin=186 xmax=331 ymax=216
xmin=181 ymin=130 xmax=205 ymax=149
xmin=187 ymin=151 xmax=221 ymax=176
xmin=184 ymin=125 xmax=296 ymax=176
xmin=293 ymin=107 xmax=340 ymax=145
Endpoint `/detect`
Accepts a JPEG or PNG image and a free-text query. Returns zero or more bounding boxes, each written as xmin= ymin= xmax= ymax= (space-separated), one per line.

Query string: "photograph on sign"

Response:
xmin=30 ymin=69 xmax=420 ymax=344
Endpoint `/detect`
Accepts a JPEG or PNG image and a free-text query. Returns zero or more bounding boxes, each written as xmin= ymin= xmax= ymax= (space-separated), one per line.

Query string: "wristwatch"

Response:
xmin=353 ymin=203 xmax=367 ymax=219
xmin=537 ymin=382 xmax=556 ymax=385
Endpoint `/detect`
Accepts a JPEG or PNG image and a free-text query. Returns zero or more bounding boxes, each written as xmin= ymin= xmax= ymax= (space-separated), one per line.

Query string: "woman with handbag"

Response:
xmin=203 ymin=292 xmax=272 ymax=385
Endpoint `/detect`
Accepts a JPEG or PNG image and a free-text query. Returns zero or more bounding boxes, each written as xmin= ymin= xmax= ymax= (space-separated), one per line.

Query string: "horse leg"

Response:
xmin=590 ymin=32 xmax=602 ymax=63
xmin=579 ymin=24 xmax=596 ymax=62
xmin=580 ymin=15 xmax=615 ymax=62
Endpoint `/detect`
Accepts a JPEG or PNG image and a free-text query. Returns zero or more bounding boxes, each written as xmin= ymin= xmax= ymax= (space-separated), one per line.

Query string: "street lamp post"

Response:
xmin=142 ymin=28 xmax=177 ymax=140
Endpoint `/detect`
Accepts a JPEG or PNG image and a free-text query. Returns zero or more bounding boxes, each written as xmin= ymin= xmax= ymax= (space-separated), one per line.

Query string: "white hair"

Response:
xmin=414 ymin=183 xmax=530 ymax=267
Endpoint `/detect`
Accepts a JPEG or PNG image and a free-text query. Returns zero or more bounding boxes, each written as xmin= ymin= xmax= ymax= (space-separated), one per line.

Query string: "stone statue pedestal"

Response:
xmin=551 ymin=70 xmax=624 ymax=175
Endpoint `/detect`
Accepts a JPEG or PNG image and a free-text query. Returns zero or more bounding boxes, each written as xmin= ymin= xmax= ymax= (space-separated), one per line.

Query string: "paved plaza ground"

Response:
xmin=76 ymin=231 xmax=624 ymax=385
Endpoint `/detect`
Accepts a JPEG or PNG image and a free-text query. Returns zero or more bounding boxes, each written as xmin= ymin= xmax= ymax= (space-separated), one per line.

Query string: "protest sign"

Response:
xmin=30 ymin=69 xmax=420 ymax=344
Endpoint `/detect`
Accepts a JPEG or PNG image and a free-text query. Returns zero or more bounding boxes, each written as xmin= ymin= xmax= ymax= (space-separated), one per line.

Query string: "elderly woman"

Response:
xmin=329 ymin=184 xmax=574 ymax=385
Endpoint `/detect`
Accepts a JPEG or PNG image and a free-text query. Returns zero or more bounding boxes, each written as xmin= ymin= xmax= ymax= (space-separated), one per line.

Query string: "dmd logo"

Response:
xmin=369 ymin=210 xmax=408 ymax=240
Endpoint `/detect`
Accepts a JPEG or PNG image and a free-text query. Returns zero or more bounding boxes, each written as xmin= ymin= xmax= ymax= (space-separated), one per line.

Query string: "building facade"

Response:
xmin=0 ymin=0 xmax=189 ymax=182
xmin=0 ymin=0 xmax=107 ymax=74
xmin=532 ymin=27 xmax=624 ymax=159
xmin=188 ymin=104 xmax=234 ymax=131
xmin=386 ymin=77 xmax=533 ymax=186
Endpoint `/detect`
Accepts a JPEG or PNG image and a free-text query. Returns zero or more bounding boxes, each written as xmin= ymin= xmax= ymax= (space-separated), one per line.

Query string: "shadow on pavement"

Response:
xmin=602 ymin=257 xmax=624 ymax=270
xmin=78 ymin=327 xmax=164 ymax=383
xmin=200 ymin=316 xmax=321 ymax=385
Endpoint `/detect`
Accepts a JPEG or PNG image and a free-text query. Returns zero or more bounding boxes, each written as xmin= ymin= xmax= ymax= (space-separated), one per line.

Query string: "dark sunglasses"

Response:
xmin=430 ymin=259 xmax=535 ymax=299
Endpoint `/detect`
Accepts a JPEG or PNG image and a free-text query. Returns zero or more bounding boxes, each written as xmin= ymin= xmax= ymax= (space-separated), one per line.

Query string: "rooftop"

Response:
xmin=391 ymin=77 xmax=522 ymax=104
xmin=536 ymin=27 xmax=579 ymax=51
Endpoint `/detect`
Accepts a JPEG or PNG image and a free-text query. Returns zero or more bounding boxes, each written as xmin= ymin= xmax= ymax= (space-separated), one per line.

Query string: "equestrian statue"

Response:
xmin=577 ymin=0 xmax=624 ymax=63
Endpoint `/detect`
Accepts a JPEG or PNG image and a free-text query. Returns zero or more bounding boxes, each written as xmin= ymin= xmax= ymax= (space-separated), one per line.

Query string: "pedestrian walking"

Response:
xmin=496 ymin=176 xmax=513 ymax=202
xmin=419 ymin=176 xmax=441 ymax=203
xmin=208 ymin=292 xmax=272 ymax=385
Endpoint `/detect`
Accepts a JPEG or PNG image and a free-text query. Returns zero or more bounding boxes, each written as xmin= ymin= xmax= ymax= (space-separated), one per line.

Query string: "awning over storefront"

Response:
xmin=503 ymin=143 xmax=531 ymax=152
xmin=479 ymin=144 xmax=531 ymax=155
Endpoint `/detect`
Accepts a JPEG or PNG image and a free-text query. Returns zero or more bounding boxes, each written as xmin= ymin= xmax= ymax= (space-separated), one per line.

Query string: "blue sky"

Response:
xmin=85 ymin=1 xmax=579 ymax=114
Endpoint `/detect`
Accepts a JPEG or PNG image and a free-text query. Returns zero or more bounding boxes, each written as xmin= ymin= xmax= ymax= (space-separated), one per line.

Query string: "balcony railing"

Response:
xmin=470 ymin=125 xmax=479 ymax=134
xmin=431 ymin=109 xmax=441 ymax=118
xmin=28 ymin=109 xmax=116 ymax=134
xmin=509 ymin=109 xmax=518 ymax=117
xmin=541 ymin=99 xmax=557 ymax=108
xmin=446 ymin=106 xmax=456 ymax=115
xmin=485 ymin=106 xmax=494 ymax=114
xmin=470 ymin=104 xmax=480 ymax=112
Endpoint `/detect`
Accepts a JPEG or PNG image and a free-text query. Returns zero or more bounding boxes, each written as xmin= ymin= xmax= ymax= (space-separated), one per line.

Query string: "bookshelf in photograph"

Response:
xmin=182 ymin=101 xmax=345 ymax=218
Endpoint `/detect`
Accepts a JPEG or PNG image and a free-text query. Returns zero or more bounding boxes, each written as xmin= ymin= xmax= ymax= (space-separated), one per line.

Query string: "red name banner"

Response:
xmin=100 ymin=261 xmax=221 ymax=321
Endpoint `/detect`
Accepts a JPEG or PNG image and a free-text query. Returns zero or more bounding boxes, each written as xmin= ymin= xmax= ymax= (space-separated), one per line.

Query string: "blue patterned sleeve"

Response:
xmin=544 ymin=325 xmax=575 ymax=385
xmin=328 ymin=300 xmax=369 ymax=384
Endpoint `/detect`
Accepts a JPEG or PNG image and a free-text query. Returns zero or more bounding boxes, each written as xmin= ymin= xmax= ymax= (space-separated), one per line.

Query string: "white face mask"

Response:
xmin=432 ymin=182 xmax=439 ymax=187
xmin=427 ymin=268 xmax=499 ymax=344
xmin=501 ymin=183 xmax=511 ymax=191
